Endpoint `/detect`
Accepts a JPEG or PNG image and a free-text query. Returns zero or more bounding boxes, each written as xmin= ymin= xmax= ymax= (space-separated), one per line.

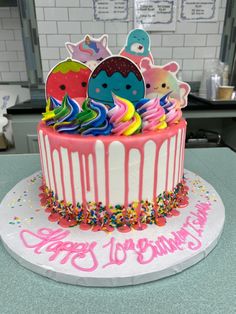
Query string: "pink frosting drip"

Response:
xmin=38 ymin=118 xmax=187 ymax=231
xmin=139 ymin=98 xmax=166 ymax=132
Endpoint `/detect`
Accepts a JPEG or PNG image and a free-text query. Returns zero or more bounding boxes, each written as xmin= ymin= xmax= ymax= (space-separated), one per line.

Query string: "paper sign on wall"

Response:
xmin=179 ymin=0 xmax=220 ymax=21
xmin=135 ymin=0 xmax=177 ymax=31
xmin=94 ymin=0 xmax=128 ymax=21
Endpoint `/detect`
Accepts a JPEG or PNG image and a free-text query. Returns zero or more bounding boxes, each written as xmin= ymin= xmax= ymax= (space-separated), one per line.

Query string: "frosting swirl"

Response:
xmin=109 ymin=94 xmax=142 ymax=136
xmin=160 ymin=95 xmax=182 ymax=125
xmin=48 ymin=97 xmax=61 ymax=110
xmin=136 ymin=98 xmax=167 ymax=131
xmin=78 ymin=99 xmax=113 ymax=136
xmin=42 ymin=95 xmax=82 ymax=132
xmin=42 ymin=94 xmax=183 ymax=136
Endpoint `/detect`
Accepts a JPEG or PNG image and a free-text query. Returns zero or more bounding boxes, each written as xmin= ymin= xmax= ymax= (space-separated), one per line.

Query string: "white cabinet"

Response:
xmin=9 ymin=114 xmax=41 ymax=153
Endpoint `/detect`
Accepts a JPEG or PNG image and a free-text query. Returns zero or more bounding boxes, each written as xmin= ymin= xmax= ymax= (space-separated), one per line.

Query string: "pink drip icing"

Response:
xmin=104 ymin=142 xmax=111 ymax=213
xmin=180 ymin=128 xmax=187 ymax=180
xmin=43 ymin=135 xmax=52 ymax=190
xmin=103 ymin=142 xmax=114 ymax=231
xmin=117 ymin=147 xmax=131 ymax=233
xmin=165 ymin=139 xmax=170 ymax=191
xmin=38 ymin=133 xmax=45 ymax=185
xmin=78 ymin=153 xmax=90 ymax=228
xmin=153 ymin=145 xmax=161 ymax=221
xmin=37 ymin=120 xmax=187 ymax=217
xmin=133 ymin=146 xmax=147 ymax=230
xmin=51 ymin=148 xmax=58 ymax=199
xmin=92 ymin=153 xmax=98 ymax=204
xmin=124 ymin=147 xmax=129 ymax=209
xmin=172 ymin=134 xmax=178 ymax=190
xmin=85 ymin=155 xmax=90 ymax=192
xmin=78 ymin=153 xmax=86 ymax=206
xmin=58 ymin=148 xmax=66 ymax=202
xmin=177 ymin=129 xmax=184 ymax=182
xmin=68 ymin=152 xmax=76 ymax=206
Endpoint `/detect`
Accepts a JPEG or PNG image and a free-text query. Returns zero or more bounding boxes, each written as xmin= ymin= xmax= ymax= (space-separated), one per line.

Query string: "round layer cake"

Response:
xmin=37 ymin=119 xmax=187 ymax=231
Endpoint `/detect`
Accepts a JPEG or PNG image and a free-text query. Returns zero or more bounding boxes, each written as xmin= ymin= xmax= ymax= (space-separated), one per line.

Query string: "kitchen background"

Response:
xmin=0 ymin=0 xmax=236 ymax=153
xmin=0 ymin=0 xmax=227 ymax=83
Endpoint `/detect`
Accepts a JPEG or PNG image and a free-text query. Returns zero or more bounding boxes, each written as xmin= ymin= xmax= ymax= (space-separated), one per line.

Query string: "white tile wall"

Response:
xmin=58 ymin=21 xmax=81 ymax=33
xmin=0 ymin=7 xmax=27 ymax=82
xmin=35 ymin=0 xmax=226 ymax=83
xmin=68 ymin=8 xmax=93 ymax=21
xmin=173 ymin=47 xmax=194 ymax=59
xmin=37 ymin=21 xmax=57 ymax=34
xmin=162 ymin=35 xmax=184 ymax=47
xmin=184 ymin=35 xmax=207 ymax=46
xmin=35 ymin=0 xmax=55 ymax=7
xmin=0 ymin=1 xmax=227 ymax=83
xmin=44 ymin=8 xmax=68 ymax=21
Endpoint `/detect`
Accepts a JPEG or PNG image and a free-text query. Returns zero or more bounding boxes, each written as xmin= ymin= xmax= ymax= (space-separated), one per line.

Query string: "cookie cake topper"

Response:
xmin=45 ymin=58 xmax=91 ymax=103
xmin=88 ymin=55 xmax=145 ymax=108
xmin=65 ymin=34 xmax=112 ymax=70
xmin=140 ymin=58 xmax=190 ymax=108
xmin=120 ymin=29 xmax=154 ymax=68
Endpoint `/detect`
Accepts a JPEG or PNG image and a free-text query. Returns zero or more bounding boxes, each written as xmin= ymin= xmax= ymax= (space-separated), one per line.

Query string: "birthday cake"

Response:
xmin=38 ymin=29 xmax=190 ymax=232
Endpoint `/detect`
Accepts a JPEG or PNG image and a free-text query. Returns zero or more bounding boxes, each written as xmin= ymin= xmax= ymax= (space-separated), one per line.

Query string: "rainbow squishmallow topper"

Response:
xmin=65 ymin=35 xmax=112 ymax=70
xmin=141 ymin=58 xmax=190 ymax=108
xmin=46 ymin=59 xmax=91 ymax=103
xmin=88 ymin=56 xmax=145 ymax=108
xmin=120 ymin=29 xmax=153 ymax=68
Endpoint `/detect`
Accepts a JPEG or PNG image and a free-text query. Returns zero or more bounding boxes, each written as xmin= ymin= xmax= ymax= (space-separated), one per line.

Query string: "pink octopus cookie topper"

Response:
xmin=141 ymin=58 xmax=190 ymax=108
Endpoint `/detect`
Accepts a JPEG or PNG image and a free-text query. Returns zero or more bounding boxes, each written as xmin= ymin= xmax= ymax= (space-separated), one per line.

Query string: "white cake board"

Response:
xmin=0 ymin=169 xmax=224 ymax=287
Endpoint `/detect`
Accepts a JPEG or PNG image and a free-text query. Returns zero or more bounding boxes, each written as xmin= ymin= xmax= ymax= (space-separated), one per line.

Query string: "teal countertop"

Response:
xmin=0 ymin=148 xmax=235 ymax=314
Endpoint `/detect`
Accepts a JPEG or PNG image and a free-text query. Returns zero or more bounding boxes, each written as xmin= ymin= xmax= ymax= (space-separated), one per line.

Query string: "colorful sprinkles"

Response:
xmin=7 ymin=173 xmax=43 ymax=226
xmin=6 ymin=172 xmax=219 ymax=232
xmin=39 ymin=180 xmax=189 ymax=233
xmin=189 ymin=176 xmax=218 ymax=203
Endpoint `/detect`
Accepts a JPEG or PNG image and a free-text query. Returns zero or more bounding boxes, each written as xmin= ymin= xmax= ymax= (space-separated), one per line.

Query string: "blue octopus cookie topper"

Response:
xmin=88 ymin=56 xmax=145 ymax=108
xmin=120 ymin=29 xmax=154 ymax=68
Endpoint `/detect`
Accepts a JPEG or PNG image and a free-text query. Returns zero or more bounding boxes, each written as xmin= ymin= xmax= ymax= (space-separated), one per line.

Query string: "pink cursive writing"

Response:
xmin=102 ymin=202 xmax=211 ymax=268
xmin=20 ymin=228 xmax=98 ymax=272
xmin=20 ymin=202 xmax=211 ymax=272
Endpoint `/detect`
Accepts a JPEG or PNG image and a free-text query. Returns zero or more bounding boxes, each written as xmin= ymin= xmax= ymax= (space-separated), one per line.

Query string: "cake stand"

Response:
xmin=0 ymin=169 xmax=224 ymax=287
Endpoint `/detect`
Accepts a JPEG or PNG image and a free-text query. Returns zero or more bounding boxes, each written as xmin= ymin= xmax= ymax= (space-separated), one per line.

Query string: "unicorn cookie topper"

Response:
xmin=120 ymin=29 xmax=153 ymax=68
xmin=65 ymin=34 xmax=112 ymax=70
xmin=140 ymin=58 xmax=190 ymax=108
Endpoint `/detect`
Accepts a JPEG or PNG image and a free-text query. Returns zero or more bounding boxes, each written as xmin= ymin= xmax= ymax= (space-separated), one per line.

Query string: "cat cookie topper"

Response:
xmin=120 ymin=29 xmax=153 ymax=68
xmin=141 ymin=58 xmax=190 ymax=108
xmin=65 ymin=34 xmax=112 ymax=70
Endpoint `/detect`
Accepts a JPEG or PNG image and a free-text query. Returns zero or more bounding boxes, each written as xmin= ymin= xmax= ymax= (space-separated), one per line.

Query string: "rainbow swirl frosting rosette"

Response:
xmin=136 ymin=98 xmax=167 ymax=131
xmin=78 ymin=99 xmax=112 ymax=136
xmin=42 ymin=93 xmax=184 ymax=136
xmin=42 ymin=96 xmax=113 ymax=135
xmin=108 ymin=94 xmax=142 ymax=136
xmin=160 ymin=95 xmax=182 ymax=125
xmin=42 ymin=95 xmax=82 ymax=133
